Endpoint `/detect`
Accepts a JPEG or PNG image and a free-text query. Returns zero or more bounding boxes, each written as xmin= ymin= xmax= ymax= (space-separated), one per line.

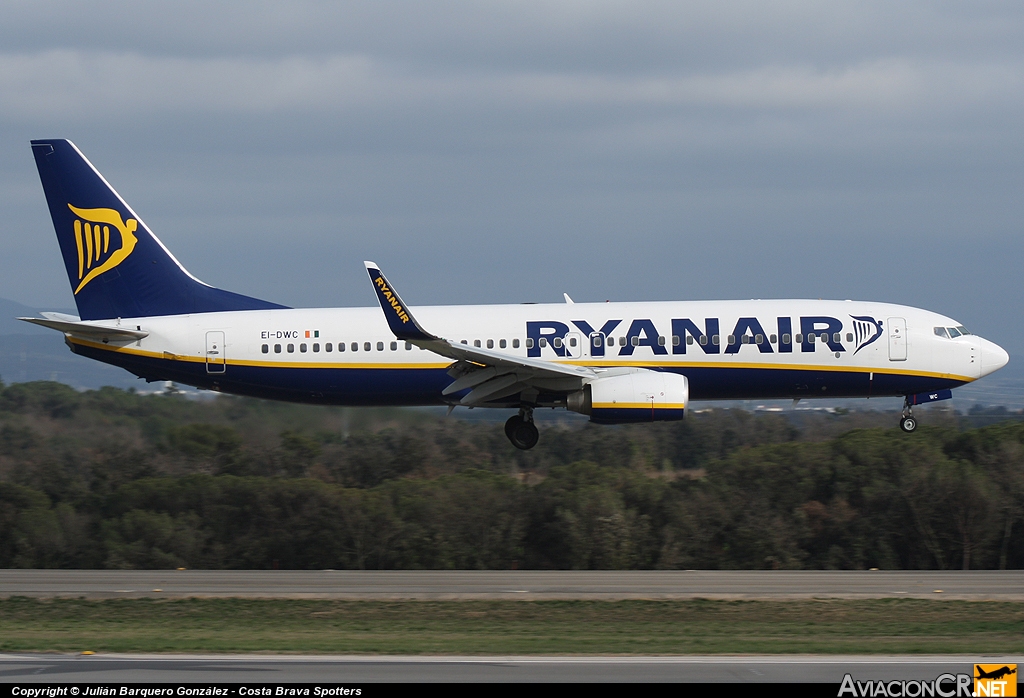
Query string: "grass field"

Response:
xmin=1 ymin=598 xmax=1023 ymax=655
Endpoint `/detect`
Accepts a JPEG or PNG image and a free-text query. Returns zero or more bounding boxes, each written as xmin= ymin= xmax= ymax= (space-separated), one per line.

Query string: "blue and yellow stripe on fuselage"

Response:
xmin=68 ymin=337 xmax=970 ymax=406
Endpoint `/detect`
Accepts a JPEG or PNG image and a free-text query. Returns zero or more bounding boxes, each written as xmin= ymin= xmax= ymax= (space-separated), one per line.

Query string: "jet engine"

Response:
xmin=567 ymin=369 xmax=688 ymax=424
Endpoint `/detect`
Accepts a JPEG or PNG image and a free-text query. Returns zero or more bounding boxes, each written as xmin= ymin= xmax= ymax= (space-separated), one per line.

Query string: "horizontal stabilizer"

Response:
xmin=18 ymin=316 xmax=148 ymax=341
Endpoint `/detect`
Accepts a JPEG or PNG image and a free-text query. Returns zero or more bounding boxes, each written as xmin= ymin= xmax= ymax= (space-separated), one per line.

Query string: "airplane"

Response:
xmin=21 ymin=139 xmax=1010 ymax=450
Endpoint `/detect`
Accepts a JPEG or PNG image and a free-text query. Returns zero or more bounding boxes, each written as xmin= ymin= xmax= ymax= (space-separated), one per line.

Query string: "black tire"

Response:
xmin=505 ymin=415 xmax=521 ymax=441
xmin=507 ymin=418 xmax=539 ymax=450
xmin=899 ymin=416 xmax=917 ymax=433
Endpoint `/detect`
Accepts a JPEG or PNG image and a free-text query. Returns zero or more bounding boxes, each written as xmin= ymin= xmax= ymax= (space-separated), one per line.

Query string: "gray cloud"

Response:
xmin=0 ymin=0 xmax=1022 ymax=361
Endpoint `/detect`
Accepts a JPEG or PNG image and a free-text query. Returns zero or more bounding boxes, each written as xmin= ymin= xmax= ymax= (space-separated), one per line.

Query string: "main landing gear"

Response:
xmin=899 ymin=398 xmax=918 ymax=433
xmin=505 ymin=408 xmax=539 ymax=450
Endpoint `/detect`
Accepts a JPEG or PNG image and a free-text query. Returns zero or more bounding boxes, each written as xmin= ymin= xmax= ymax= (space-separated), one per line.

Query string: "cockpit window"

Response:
xmin=947 ymin=327 xmax=962 ymax=338
xmin=934 ymin=327 xmax=949 ymax=338
xmin=956 ymin=325 xmax=971 ymax=336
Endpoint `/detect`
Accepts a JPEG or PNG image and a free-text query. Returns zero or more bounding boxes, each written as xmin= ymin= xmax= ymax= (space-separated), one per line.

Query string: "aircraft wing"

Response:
xmin=18 ymin=314 xmax=149 ymax=342
xmin=365 ymin=261 xmax=595 ymax=405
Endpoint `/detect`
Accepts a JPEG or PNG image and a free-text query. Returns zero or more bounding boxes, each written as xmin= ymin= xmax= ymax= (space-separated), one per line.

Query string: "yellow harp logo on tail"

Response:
xmin=67 ymin=204 xmax=139 ymax=295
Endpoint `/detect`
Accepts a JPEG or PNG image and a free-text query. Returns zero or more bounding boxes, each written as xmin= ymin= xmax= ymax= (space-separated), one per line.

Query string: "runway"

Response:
xmin=1 ymin=570 xmax=1022 ymax=600
xmin=0 ymin=654 xmax=1017 ymax=683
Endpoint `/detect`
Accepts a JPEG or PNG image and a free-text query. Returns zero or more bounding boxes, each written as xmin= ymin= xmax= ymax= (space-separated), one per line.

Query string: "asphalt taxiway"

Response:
xmin=1 ymin=569 xmax=1022 ymax=600
xmin=1 ymin=654 xmax=1018 ymax=683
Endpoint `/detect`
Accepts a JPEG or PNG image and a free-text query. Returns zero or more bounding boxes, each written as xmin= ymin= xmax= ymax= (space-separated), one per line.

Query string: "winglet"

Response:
xmin=364 ymin=261 xmax=437 ymax=341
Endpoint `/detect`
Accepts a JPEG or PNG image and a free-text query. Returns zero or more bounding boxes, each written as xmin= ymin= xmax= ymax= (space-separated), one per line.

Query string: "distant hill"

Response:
xmin=0 ymin=297 xmax=138 ymax=389
xmin=0 ymin=297 xmax=60 ymax=335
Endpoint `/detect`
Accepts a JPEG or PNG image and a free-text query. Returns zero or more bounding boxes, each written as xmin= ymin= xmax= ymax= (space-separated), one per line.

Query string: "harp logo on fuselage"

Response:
xmin=67 ymin=204 xmax=139 ymax=295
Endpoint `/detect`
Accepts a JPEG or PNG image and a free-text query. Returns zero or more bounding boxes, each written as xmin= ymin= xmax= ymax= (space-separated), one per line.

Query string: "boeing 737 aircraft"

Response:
xmin=22 ymin=139 xmax=1009 ymax=449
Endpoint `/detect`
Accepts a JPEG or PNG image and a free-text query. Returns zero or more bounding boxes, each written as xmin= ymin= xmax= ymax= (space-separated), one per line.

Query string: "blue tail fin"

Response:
xmin=30 ymin=139 xmax=287 ymax=320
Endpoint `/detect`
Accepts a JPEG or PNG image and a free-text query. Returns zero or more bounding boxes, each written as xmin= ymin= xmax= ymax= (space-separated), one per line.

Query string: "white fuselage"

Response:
xmin=65 ymin=298 xmax=1008 ymax=406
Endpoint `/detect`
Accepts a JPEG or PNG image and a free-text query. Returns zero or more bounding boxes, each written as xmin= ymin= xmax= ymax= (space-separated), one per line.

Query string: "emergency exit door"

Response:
xmin=887 ymin=317 xmax=907 ymax=361
xmin=206 ymin=331 xmax=226 ymax=373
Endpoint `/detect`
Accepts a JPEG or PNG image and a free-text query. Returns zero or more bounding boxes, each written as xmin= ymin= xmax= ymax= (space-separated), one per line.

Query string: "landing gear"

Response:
xmin=899 ymin=398 xmax=917 ymax=433
xmin=505 ymin=408 xmax=539 ymax=450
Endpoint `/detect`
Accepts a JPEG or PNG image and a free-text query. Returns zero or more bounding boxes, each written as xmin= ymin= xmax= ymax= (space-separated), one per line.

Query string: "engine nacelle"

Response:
xmin=567 ymin=369 xmax=688 ymax=424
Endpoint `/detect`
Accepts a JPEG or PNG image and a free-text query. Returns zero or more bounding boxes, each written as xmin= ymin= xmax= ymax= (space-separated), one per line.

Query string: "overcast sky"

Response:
xmin=1 ymin=1 xmax=1022 ymax=357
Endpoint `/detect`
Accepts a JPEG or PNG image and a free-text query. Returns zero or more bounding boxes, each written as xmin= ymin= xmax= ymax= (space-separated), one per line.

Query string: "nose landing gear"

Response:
xmin=899 ymin=398 xmax=917 ymax=433
xmin=505 ymin=407 xmax=539 ymax=450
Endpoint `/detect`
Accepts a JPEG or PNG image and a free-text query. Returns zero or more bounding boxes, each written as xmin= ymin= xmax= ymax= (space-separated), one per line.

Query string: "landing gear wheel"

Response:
xmin=504 ymin=415 xmax=539 ymax=450
xmin=504 ymin=415 xmax=519 ymax=442
xmin=899 ymin=416 xmax=917 ymax=433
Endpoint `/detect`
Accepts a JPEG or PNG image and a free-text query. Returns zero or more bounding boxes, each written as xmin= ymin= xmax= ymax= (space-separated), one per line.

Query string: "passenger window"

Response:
xmin=657 ymin=336 xmax=666 ymax=346
xmin=712 ymin=335 xmax=720 ymax=345
xmin=699 ymin=335 xmax=707 ymax=346
xmin=686 ymin=336 xmax=694 ymax=346
xmin=287 ymin=344 xmax=295 ymax=353
xmin=593 ymin=336 xmax=603 ymax=347
xmin=499 ymin=339 xmax=507 ymax=348
xmin=570 ymin=337 xmax=577 ymax=347
xmin=539 ymin=338 xmax=548 ymax=347
xmin=770 ymin=334 xmax=777 ymax=344
xmin=514 ymin=339 xmax=522 ymax=348
xmin=832 ymin=333 xmax=840 ymax=344
xmin=740 ymin=335 xmax=749 ymax=344
xmin=728 ymin=335 xmax=736 ymax=345
xmin=552 ymin=337 xmax=561 ymax=348
xmin=300 ymin=343 xmax=307 ymax=353
xmin=619 ymin=336 xmax=627 ymax=346
xmin=672 ymin=335 xmax=680 ymax=346
xmin=377 ymin=342 xmax=384 ymax=351
xmin=782 ymin=333 xmax=791 ymax=344
xmin=261 ymin=344 xmax=269 ymax=354
xmin=820 ymin=333 xmax=829 ymax=343
xmin=474 ymin=339 xmax=481 ymax=348
xmin=328 ymin=343 xmax=335 ymax=352
xmin=364 ymin=342 xmax=371 ymax=351
xmin=406 ymin=342 xmax=412 ymax=350
xmin=487 ymin=339 xmax=494 ymax=349
xmin=274 ymin=344 xmax=282 ymax=353
xmin=350 ymin=342 xmax=357 ymax=351
xmin=525 ymin=338 xmax=534 ymax=349
xmin=796 ymin=334 xmax=804 ymax=343
xmin=807 ymin=334 xmax=815 ymax=343
xmin=390 ymin=341 xmax=397 ymax=351
xmin=461 ymin=340 xmax=468 ymax=344
xmin=312 ymin=343 xmax=320 ymax=353
xmin=846 ymin=333 xmax=854 ymax=342
xmin=631 ymin=336 xmax=640 ymax=347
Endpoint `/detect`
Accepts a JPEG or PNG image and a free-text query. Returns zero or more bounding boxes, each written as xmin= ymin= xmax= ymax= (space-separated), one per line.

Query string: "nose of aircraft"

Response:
xmin=980 ymin=338 xmax=1010 ymax=377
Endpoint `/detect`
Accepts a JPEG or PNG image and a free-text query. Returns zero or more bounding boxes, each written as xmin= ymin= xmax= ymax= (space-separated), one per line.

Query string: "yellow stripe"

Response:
xmin=83 ymin=222 xmax=93 ymax=268
xmin=554 ymin=358 xmax=974 ymax=382
xmin=73 ymin=220 xmax=84 ymax=279
xmin=66 ymin=337 xmax=449 ymax=369
xmin=65 ymin=337 xmax=975 ymax=382
xmin=593 ymin=403 xmax=686 ymax=410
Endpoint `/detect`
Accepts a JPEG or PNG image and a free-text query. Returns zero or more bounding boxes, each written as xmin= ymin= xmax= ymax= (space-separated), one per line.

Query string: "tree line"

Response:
xmin=0 ymin=380 xmax=1021 ymax=569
